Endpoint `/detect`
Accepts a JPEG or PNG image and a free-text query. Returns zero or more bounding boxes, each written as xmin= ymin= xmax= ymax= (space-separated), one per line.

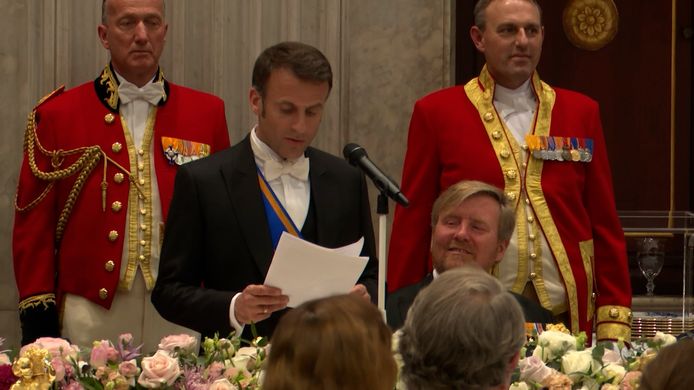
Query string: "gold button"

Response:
xmin=505 ymin=192 xmax=516 ymax=201
xmin=483 ymin=112 xmax=494 ymax=122
xmin=108 ymin=230 xmax=119 ymax=242
xmin=505 ymin=169 xmax=517 ymax=179
xmin=140 ymin=224 xmax=147 ymax=231
xmin=529 ymin=233 xmax=536 ymax=241
xmin=140 ymin=240 xmax=146 ymax=246
xmin=591 ymin=292 xmax=597 ymax=301
xmin=500 ymin=149 xmax=510 ymax=159
xmin=138 ymin=178 xmax=145 ymax=185
xmin=99 ymin=288 xmax=108 ymax=300
xmin=529 ymin=253 xmax=537 ymax=260
xmin=529 ymin=272 xmax=537 ymax=280
xmin=138 ymin=162 xmax=145 ymax=171
xmin=111 ymin=201 xmax=122 ymax=212
xmin=104 ymin=260 xmax=115 ymax=272
xmin=104 ymin=113 xmax=115 ymax=124
xmin=138 ymin=255 xmax=146 ymax=261
xmin=522 ymin=162 xmax=527 ymax=168
xmin=138 ymin=149 xmax=144 ymax=156
xmin=140 ymin=208 xmax=147 ymax=215
xmin=527 ymin=216 xmax=534 ymax=223
xmin=492 ymin=130 xmax=502 ymax=140
xmin=111 ymin=142 xmax=122 ymax=153
xmin=521 ymin=144 xmax=528 ymax=150
xmin=609 ymin=308 xmax=619 ymax=319
xmin=114 ymin=173 xmax=125 ymax=184
xmin=525 ymin=198 xmax=530 ymax=205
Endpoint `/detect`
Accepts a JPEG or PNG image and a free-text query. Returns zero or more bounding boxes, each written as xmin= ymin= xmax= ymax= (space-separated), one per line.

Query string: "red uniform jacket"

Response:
xmin=388 ymin=68 xmax=631 ymax=341
xmin=13 ymin=65 xmax=230 ymax=344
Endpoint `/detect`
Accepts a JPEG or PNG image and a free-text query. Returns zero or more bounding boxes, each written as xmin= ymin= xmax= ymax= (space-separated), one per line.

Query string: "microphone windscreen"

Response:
xmin=342 ymin=143 xmax=367 ymax=165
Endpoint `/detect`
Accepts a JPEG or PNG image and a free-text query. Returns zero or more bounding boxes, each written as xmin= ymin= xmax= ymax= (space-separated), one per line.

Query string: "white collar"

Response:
xmin=250 ymin=126 xmax=307 ymax=165
xmin=493 ymin=79 xmax=536 ymax=112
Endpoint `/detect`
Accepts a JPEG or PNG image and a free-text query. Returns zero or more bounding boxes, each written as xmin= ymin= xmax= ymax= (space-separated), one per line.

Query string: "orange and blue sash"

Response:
xmin=257 ymin=168 xmax=303 ymax=249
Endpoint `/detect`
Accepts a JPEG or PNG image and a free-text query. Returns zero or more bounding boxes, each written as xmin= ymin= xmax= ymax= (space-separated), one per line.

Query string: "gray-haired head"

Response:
xmin=398 ymin=266 xmax=526 ymax=389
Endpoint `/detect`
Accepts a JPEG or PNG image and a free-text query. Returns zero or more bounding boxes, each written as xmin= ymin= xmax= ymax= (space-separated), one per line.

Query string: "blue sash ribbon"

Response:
xmin=257 ymin=168 xmax=303 ymax=249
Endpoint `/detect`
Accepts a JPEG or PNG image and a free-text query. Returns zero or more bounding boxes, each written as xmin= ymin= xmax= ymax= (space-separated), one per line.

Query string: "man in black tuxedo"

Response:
xmin=152 ymin=42 xmax=377 ymax=340
xmin=386 ymin=180 xmax=553 ymax=329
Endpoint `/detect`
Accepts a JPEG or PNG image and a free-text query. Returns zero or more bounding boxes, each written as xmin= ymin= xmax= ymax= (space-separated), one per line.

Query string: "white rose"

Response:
xmin=561 ymin=349 xmax=593 ymax=382
xmin=600 ymin=384 xmax=620 ymax=390
xmin=209 ymin=378 xmax=239 ymax=390
xmin=599 ymin=363 xmax=626 ymax=385
xmin=0 ymin=353 xmax=10 ymax=365
xmin=138 ymin=350 xmax=181 ymax=388
xmin=518 ymin=356 xmax=554 ymax=383
xmin=652 ymin=331 xmax=676 ymax=347
xmin=231 ymin=347 xmax=258 ymax=370
xmin=532 ymin=330 xmax=577 ymax=362
xmin=509 ymin=382 xmax=530 ymax=390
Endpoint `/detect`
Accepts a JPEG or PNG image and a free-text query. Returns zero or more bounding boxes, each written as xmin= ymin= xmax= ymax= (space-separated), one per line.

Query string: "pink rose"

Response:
xmin=0 ymin=353 xmax=10 ymax=365
xmin=209 ymin=378 xmax=238 ymax=390
xmin=137 ymin=350 xmax=181 ymax=388
xmin=158 ymin=334 xmax=198 ymax=354
xmin=118 ymin=333 xmax=134 ymax=347
xmin=601 ymin=349 xmax=623 ymax=365
xmin=224 ymin=366 xmax=251 ymax=383
xmin=619 ymin=371 xmax=642 ymax=390
xmin=90 ymin=340 xmax=119 ymax=367
xmin=64 ymin=381 xmax=86 ymax=390
xmin=51 ymin=356 xmax=66 ymax=381
xmin=519 ymin=356 xmax=555 ymax=383
xmin=118 ymin=359 xmax=140 ymax=378
xmin=22 ymin=337 xmax=79 ymax=359
xmin=207 ymin=361 xmax=226 ymax=380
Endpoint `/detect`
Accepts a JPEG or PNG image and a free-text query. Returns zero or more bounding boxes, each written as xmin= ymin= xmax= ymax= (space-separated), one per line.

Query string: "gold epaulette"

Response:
xmin=596 ymin=305 xmax=632 ymax=342
xmin=18 ymin=293 xmax=56 ymax=313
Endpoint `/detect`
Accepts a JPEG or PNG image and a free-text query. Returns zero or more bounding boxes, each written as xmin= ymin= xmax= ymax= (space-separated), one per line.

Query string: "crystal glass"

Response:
xmin=637 ymin=237 xmax=665 ymax=296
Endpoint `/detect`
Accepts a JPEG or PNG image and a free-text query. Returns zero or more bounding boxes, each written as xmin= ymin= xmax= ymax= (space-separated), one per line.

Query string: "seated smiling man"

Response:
xmin=387 ymin=180 xmax=553 ymax=329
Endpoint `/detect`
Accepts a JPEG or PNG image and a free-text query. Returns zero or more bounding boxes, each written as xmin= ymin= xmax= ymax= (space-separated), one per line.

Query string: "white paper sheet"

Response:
xmin=264 ymin=232 xmax=368 ymax=307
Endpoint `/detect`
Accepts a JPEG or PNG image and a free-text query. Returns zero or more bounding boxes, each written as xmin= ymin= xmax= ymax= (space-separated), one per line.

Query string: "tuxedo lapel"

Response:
xmin=220 ymin=136 xmax=274 ymax=275
xmin=306 ymin=148 xmax=333 ymax=246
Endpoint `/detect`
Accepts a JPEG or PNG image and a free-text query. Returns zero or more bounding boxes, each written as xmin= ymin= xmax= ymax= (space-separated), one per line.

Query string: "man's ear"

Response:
xmin=495 ymin=239 xmax=510 ymax=263
xmin=470 ymin=25 xmax=485 ymax=52
xmin=249 ymin=87 xmax=261 ymax=116
xmin=97 ymin=24 xmax=110 ymax=50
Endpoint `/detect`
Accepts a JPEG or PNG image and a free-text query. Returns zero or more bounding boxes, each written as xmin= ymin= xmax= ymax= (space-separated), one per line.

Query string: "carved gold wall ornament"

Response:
xmin=562 ymin=0 xmax=619 ymax=50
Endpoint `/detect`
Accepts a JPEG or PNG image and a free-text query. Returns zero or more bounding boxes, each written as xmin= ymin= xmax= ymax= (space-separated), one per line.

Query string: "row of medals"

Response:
xmin=526 ymin=135 xmax=593 ymax=162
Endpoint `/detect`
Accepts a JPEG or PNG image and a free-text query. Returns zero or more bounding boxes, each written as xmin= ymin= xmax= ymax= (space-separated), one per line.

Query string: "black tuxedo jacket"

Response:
xmin=152 ymin=135 xmax=378 ymax=339
xmin=386 ymin=273 xmax=555 ymax=330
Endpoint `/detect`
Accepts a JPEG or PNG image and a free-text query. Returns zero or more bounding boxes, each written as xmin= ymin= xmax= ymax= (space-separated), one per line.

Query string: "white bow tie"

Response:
xmin=264 ymin=158 xmax=310 ymax=181
xmin=118 ymin=81 xmax=165 ymax=105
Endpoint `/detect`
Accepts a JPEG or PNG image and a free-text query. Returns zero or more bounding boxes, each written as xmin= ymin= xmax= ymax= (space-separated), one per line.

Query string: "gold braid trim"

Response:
xmin=18 ymin=293 xmax=56 ymax=312
xmin=15 ymin=108 xmax=145 ymax=243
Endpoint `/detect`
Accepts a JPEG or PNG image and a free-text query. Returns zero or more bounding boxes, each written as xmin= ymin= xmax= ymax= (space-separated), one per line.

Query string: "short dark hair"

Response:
xmin=251 ymin=41 xmax=333 ymax=98
xmin=474 ymin=0 xmax=542 ymax=29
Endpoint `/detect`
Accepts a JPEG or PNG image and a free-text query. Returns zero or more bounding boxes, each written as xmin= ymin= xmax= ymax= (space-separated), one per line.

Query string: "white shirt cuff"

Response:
xmin=229 ymin=292 xmax=245 ymax=337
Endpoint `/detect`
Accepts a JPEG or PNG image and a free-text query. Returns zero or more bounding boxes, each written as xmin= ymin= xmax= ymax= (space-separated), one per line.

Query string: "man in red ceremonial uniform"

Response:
xmin=388 ymin=0 xmax=631 ymax=342
xmin=13 ymin=0 xmax=230 ymax=349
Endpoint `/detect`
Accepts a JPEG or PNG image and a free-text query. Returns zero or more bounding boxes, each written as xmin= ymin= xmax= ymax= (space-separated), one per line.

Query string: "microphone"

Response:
xmin=343 ymin=143 xmax=409 ymax=207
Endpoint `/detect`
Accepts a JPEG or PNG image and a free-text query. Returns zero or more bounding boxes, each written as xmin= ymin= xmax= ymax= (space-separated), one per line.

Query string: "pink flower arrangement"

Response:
xmin=1 ymin=333 xmax=268 ymax=389
xmin=509 ymin=330 xmax=678 ymax=390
